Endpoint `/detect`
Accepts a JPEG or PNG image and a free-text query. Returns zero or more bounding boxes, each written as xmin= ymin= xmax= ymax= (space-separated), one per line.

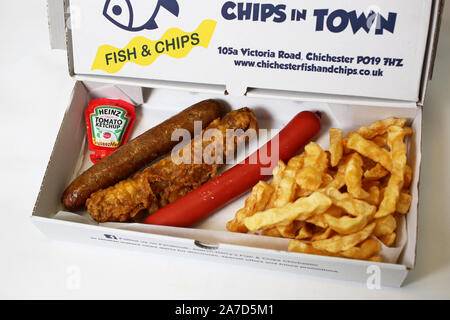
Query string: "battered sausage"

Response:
xmin=62 ymin=99 xmax=223 ymax=211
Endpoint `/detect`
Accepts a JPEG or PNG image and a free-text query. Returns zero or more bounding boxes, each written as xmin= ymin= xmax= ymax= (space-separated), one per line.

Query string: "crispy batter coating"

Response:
xmin=86 ymin=108 xmax=258 ymax=222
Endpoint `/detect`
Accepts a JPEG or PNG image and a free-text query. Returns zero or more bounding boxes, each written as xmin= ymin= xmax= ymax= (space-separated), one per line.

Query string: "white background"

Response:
xmin=0 ymin=1 xmax=449 ymax=299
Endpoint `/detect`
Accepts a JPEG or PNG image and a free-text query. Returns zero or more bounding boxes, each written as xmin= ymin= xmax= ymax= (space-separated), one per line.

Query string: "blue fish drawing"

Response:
xmin=103 ymin=0 xmax=180 ymax=32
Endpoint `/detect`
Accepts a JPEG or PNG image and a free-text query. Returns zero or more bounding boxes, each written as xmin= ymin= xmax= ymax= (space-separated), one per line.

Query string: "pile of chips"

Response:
xmin=227 ymin=118 xmax=413 ymax=262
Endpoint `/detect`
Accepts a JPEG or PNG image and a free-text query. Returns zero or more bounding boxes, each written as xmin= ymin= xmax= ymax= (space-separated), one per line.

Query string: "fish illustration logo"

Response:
xmin=103 ymin=0 xmax=180 ymax=32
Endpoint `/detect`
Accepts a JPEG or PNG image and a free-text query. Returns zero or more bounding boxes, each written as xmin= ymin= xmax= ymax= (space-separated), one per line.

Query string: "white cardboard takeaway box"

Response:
xmin=35 ymin=0 xmax=444 ymax=287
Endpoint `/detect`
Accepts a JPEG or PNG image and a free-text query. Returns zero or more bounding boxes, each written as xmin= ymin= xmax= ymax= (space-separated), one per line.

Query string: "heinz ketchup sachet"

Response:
xmin=85 ymin=98 xmax=136 ymax=164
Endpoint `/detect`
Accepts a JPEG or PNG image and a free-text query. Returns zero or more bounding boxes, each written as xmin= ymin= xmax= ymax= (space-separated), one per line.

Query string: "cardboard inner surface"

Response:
xmin=33 ymin=81 xmax=421 ymax=269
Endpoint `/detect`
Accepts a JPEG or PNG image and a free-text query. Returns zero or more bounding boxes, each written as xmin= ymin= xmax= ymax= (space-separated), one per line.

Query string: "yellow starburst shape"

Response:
xmin=92 ymin=20 xmax=217 ymax=73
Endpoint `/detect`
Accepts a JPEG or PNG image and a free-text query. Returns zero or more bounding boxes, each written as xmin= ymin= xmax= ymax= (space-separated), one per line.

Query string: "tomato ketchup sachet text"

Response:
xmin=85 ymin=99 xmax=136 ymax=164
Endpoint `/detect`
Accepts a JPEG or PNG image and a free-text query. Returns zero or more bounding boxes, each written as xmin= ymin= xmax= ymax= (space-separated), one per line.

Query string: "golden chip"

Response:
xmin=364 ymin=163 xmax=389 ymax=180
xmin=311 ymin=222 xmax=376 ymax=253
xmin=404 ymin=165 xmax=413 ymax=188
xmin=311 ymin=227 xmax=334 ymax=241
xmin=364 ymin=185 xmax=381 ymax=206
xmin=306 ymin=213 xmax=328 ymax=229
xmin=371 ymin=133 xmax=388 ymax=148
xmin=320 ymin=156 xmax=350 ymax=191
xmin=277 ymin=221 xmax=304 ymax=239
xmin=362 ymin=157 xmax=377 ymax=171
xmin=226 ymin=181 xmax=274 ymax=233
xmin=261 ymin=226 xmax=282 ymax=238
xmin=354 ymin=118 xmax=407 ymax=140
xmin=375 ymin=126 xmax=411 ymax=218
xmin=321 ymin=173 xmax=334 ymax=188
xmin=396 ymin=191 xmax=412 ymax=214
xmin=379 ymin=232 xmax=397 ymax=247
xmin=345 ymin=153 xmax=369 ymax=199
xmin=376 ymin=175 xmax=403 ymax=218
xmin=306 ymin=205 xmax=343 ymax=229
xmin=295 ymin=188 xmax=314 ymax=198
xmin=296 ymin=142 xmax=328 ymax=192
xmin=340 ymin=238 xmax=381 ymax=260
xmin=243 ymin=192 xmax=332 ymax=231
xmin=271 ymin=160 xmax=287 ymax=186
xmin=387 ymin=126 xmax=412 ymax=176
xmin=346 ymin=133 xmax=393 ymax=172
xmin=295 ymin=223 xmax=314 ymax=240
xmin=323 ymin=187 xmax=376 ymax=217
xmin=272 ymin=154 xmax=304 ymax=208
xmin=374 ymin=215 xmax=397 ymax=237
xmin=288 ymin=240 xmax=337 ymax=257
xmin=266 ymin=160 xmax=287 ymax=209
xmin=324 ymin=211 xmax=373 ymax=235
xmin=329 ymin=128 xmax=344 ymax=167
xmin=362 ymin=179 xmax=381 ymax=190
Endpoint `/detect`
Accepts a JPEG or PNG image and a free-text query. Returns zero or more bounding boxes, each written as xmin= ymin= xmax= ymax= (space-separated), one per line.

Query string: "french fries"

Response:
xmin=375 ymin=126 xmax=412 ymax=218
xmin=354 ymin=118 xmax=408 ymax=140
xmin=346 ymin=133 xmax=393 ymax=172
xmin=226 ymin=181 xmax=274 ymax=233
xmin=312 ymin=222 xmax=376 ymax=253
xmin=329 ymin=128 xmax=344 ymax=167
xmin=364 ymin=163 xmax=389 ymax=180
xmin=345 ymin=153 xmax=370 ymax=199
xmin=295 ymin=143 xmax=328 ymax=192
xmin=243 ymin=192 xmax=332 ymax=231
xmin=227 ymin=118 xmax=413 ymax=263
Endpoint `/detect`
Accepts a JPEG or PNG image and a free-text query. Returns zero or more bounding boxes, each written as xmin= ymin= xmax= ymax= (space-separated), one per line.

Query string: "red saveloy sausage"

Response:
xmin=144 ymin=111 xmax=322 ymax=227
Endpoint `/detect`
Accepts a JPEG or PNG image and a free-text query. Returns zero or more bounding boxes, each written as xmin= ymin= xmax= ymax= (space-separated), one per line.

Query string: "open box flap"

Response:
xmin=418 ymin=0 xmax=445 ymax=106
xmin=48 ymin=0 xmax=442 ymax=104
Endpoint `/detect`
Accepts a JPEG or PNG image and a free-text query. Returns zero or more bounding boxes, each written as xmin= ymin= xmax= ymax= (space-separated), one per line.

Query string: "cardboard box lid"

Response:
xmin=48 ymin=0 xmax=443 ymax=104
